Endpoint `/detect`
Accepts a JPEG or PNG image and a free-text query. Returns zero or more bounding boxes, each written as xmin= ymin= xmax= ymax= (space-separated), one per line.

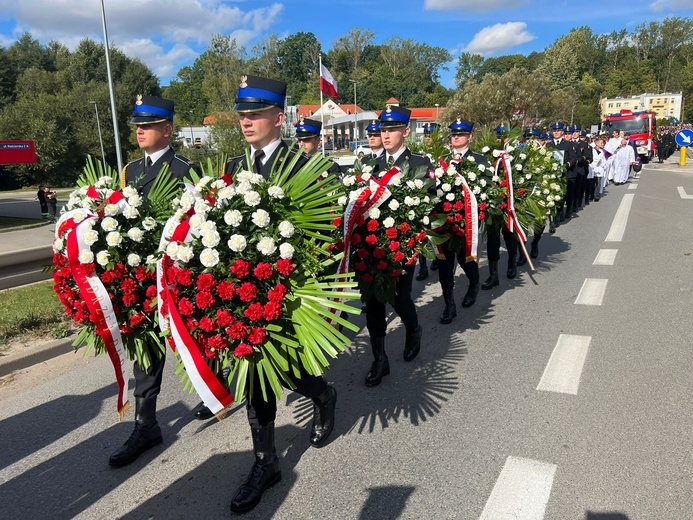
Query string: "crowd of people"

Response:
xmin=95 ymin=77 xmax=654 ymax=516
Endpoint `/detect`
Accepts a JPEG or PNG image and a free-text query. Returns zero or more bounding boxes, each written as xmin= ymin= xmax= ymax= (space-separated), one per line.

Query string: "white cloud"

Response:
xmin=464 ymin=22 xmax=536 ymax=56
xmin=649 ymin=0 xmax=689 ymax=10
xmin=424 ymin=0 xmax=524 ymax=11
xmin=0 ymin=0 xmax=284 ymax=80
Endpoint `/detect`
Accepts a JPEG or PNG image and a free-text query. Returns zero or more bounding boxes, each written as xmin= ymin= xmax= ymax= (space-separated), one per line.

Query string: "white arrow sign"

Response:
xmin=681 ymin=134 xmax=691 ymax=145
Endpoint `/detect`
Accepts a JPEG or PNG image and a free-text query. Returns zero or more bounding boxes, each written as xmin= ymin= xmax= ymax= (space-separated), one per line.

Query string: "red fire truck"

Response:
xmin=603 ymin=110 xmax=657 ymax=162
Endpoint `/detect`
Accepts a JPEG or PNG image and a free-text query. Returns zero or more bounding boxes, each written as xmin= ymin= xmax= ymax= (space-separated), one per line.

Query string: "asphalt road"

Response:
xmin=1 ymin=164 xmax=691 ymax=520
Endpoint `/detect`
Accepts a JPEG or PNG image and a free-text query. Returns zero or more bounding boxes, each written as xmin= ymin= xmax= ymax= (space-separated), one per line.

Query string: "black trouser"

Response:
xmin=438 ymin=243 xmax=479 ymax=292
xmin=564 ymin=176 xmax=578 ymax=215
xmin=133 ymin=354 xmax=166 ymax=399
xmin=585 ymin=178 xmax=595 ymax=202
xmin=487 ymin=226 xmax=517 ymax=263
xmin=247 ymin=367 xmax=327 ymax=427
xmin=573 ymin=173 xmax=585 ymax=210
xmin=365 ymin=264 xmax=418 ymax=338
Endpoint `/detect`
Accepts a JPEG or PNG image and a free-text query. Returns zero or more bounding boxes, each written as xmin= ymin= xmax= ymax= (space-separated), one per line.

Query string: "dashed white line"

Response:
xmin=628 ymin=183 xmax=638 ymax=190
xmin=593 ymin=249 xmax=618 ymax=266
xmin=479 ymin=456 xmax=557 ymax=520
xmin=605 ymin=194 xmax=634 ymax=242
xmin=537 ymin=334 xmax=592 ymax=395
xmin=575 ymin=278 xmax=608 ymax=306
xmin=677 ymin=186 xmax=693 ymax=199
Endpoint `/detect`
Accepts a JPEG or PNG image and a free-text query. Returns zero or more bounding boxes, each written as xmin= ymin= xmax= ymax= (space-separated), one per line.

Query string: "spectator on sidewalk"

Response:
xmin=45 ymin=187 xmax=58 ymax=222
xmin=36 ymin=185 xmax=48 ymax=220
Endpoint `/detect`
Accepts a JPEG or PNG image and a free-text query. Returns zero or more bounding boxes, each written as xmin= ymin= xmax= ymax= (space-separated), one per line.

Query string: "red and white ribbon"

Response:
xmin=157 ymin=184 xmax=233 ymax=417
xmin=441 ymin=158 xmax=479 ymax=262
xmin=56 ymin=209 xmax=129 ymax=419
xmin=495 ymin=153 xmax=527 ymax=243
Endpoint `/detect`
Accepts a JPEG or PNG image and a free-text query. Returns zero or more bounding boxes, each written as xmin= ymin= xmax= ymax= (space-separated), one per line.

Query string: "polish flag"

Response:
xmin=320 ymin=63 xmax=339 ymax=99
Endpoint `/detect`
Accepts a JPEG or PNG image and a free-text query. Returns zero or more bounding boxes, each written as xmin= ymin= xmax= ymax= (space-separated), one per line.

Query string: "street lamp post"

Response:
xmin=189 ymin=111 xmax=194 ymax=146
xmin=435 ymin=103 xmax=439 ymax=122
xmin=100 ymin=0 xmax=123 ymax=177
xmin=349 ymin=79 xmax=357 ymax=145
xmin=285 ymin=95 xmax=292 ymax=137
xmin=91 ymin=101 xmax=107 ymax=174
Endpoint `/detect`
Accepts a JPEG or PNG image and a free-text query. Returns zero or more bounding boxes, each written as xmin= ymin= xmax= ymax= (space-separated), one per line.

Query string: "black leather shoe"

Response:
xmin=231 ymin=424 xmax=281 ymax=514
xmin=507 ymin=261 xmax=517 ymax=279
xmin=109 ymin=397 xmax=162 ymax=468
xmin=549 ymin=220 xmax=556 ymax=233
xmin=530 ymin=242 xmax=539 ymax=259
xmin=109 ymin=423 xmax=162 ymax=468
xmin=193 ymin=401 xmax=214 ymax=421
xmin=439 ymin=289 xmax=456 ymax=325
xmin=366 ymin=337 xmax=389 ymax=387
xmin=481 ymin=261 xmax=499 ymax=290
xmin=403 ymin=325 xmax=422 ymax=362
xmin=461 ymin=283 xmax=479 ymax=307
xmin=415 ymin=266 xmax=429 ymax=281
xmin=310 ymin=386 xmax=337 ymax=448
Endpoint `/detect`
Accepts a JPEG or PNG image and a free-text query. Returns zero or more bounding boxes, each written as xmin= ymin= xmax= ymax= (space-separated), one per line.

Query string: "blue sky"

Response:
xmin=0 ymin=0 xmax=690 ymax=88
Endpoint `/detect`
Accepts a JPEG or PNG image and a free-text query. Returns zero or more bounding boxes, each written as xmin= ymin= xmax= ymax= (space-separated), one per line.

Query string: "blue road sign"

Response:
xmin=675 ymin=128 xmax=693 ymax=147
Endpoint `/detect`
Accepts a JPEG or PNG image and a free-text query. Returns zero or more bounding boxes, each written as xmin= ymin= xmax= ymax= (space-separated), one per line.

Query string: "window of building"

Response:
xmin=649 ymin=99 xmax=653 ymax=105
xmin=671 ymin=98 xmax=675 ymax=103
xmin=624 ymin=102 xmax=629 ymax=107
xmin=616 ymin=103 xmax=621 ymax=108
xmin=608 ymin=103 xmax=613 ymax=108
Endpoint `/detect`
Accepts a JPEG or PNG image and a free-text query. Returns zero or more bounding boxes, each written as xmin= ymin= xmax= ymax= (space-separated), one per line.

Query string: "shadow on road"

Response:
xmin=586 ymin=512 xmax=630 ymax=520
xmin=359 ymin=485 xmax=416 ymax=520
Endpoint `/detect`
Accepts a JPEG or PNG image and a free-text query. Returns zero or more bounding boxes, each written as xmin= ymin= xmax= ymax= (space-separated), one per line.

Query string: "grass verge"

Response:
xmin=0 ymin=281 xmax=73 ymax=351
xmin=0 ymin=216 xmax=46 ymax=231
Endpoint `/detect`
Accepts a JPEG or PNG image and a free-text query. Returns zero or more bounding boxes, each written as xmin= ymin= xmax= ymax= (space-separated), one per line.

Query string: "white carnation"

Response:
xmin=228 ymin=234 xmax=247 ymax=252
xmin=122 ymin=186 xmax=137 ymax=198
xmin=279 ymin=243 xmax=295 ymax=259
xmin=368 ymin=207 xmax=381 ymax=220
xmin=224 ymin=209 xmax=243 ymax=227
xmin=79 ymin=250 xmax=94 ymax=264
xmin=244 ymin=191 xmax=261 ymax=206
xmin=96 ymin=250 xmax=110 ymax=266
xmin=423 ymin=215 xmax=430 ymax=225
xmin=480 ymin=193 xmax=488 ymax=201
xmin=446 ymin=193 xmax=455 ymax=201
xmin=127 ymin=253 xmax=141 ymax=267
xmin=101 ymin=216 xmax=118 ymax=232
xmin=257 ymin=236 xmax=277 ymax=256
xmin=200 ymin=220 xmax=217 ymax=235
xmin=515 ymin=164 xmax=523 ymax=171
xmin=404 ymin=196 xmax=415 ymax=206
xmin=408 ymin=210 xmax=416 ymax=220
xmin=146 ymin=254 xmax=157 ymax=265
xmin=548 ymin=201 xmax=555 ymax=208
xmin=106 ymin=231 xmax=122 ymax=247
xmin=492 ymin=175 xmax=500 ymax=183
xmin=194 ymin=200 xmax=211 ymax=215
xmin=406 ymin=180 xmax=416 ymax=189
xmin=52 ymin=238 xmax=64 ymax=253
xmin=383 ymin=217 xmax=395 ymax=228
xmin=342 ymin=175 xmax=356 ymax=187
xmin=543 ymin=189 xmax=550 ymax=195
xmin=337 ymin=196 xmax=347 ymax=205
xmin=473 ymin=186 xmax=481 ymax=195
xmin=217 ymin=186 xmax=235 ymax=201
xmin=142 ymin=217 xmax=157 ymax=230
xmin=180 ymin=191 xmax=195 ymax=211
xmin=165 ymin=242 xmax=179 ymax=258
xmin=123 ymin=205 xmax=139 ymax=219
xmin=267 ymin=185 xmax=284 ymax=199
xmin=104 ymin=204 xmax=119 ymax=216
xmin=202 ymin=232 xmax=220 ymax=248
xmin=200 ymin=248 xmax=219 ymax=268
xmin=467 ymin=172 xmax=477 ymax=181
xmin=525 ymin=174 xmax=532 ymax=180
xmin=492 ymin=149 xmax=501 ymax=158
xmin=520 ymin=153 xmax=527 ymax=160
xmin=480 ymin=179 xmax=487 ymax=187
xmin=127 ymin=194 xmax=142 ymax=207
xmin=83 ymin=229 xmax=99 ymax=246
xmin=467 ymin=155 xmax=476 ymax=163
xmin=252 ymin=209 xmax=271 ymax=228
xmin=478 ymin=164 xmax=486 ymax=172
xmin=176 ymin=245 xmax=194 ymax=263
xmin=361 ymin=172 xmax=372 ymax=181
xmin=481 ymin=146 xmax=490 ymax=153
xmin=441 ymin=183 xmax=451 ymax=192
xmin=388 ymin=199 xmax=400 ymax=211
xmin=434 ymin=167 xmax=445 ymax=179
xmin=278 ymin=220 xmax=295 ymax=238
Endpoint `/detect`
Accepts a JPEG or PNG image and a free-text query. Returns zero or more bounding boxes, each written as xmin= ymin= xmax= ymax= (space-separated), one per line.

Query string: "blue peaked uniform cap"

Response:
xmin=573 ymin=124 xmax=582 ymax=131
xmin=234 ymin=75 xmax=286 ymax=112
xmin=366 ymin=120 xmax=381 ymax=135
xmin=449 ymin=118 xmax=473 ymax=134
xmin=550 ymin=121 xmax=565 ymax=130
xmin=131 ymin=95 xmax=175 ymax=124
xmin=295 ymin=117 xmax=322 ymax=138
xmin=379 ymin=105 xmax=411 ymax=127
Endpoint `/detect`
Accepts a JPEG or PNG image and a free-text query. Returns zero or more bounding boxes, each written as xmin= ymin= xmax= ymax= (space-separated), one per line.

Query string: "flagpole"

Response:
xmin=319 ymin=55 xmax=326 ymax=157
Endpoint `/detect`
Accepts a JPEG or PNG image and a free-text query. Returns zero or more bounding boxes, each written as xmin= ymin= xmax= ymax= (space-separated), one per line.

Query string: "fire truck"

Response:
xmin=603 ymin=109 xmax=657 ymax=162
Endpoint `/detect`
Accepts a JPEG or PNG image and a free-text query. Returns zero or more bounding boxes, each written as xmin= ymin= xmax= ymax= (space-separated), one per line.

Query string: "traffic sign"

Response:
xmin=675 ymin=128 xmax=693 ymax=147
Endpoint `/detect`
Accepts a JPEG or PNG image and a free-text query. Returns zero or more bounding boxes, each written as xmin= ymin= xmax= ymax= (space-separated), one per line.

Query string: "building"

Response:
xmin=600 ymin=92 xmax=683 ymax=121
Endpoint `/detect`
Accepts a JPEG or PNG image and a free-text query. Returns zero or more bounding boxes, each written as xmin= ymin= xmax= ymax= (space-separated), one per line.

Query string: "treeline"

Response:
xmin=1 ymin=18 xmax=693 ymax=188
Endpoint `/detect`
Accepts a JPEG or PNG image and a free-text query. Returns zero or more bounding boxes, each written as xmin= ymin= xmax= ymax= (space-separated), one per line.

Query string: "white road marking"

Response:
xmin=537 ymin=335 xmax=592 ymax=395
xmin=479 ymin=456 xmax=557 ymax=520
xmin=677 ymin=186 xmax=693 ymax=199
xmin=593 ymin=249 xmax=618 ymax=266
xmin=628 ymin=183 xmax=638 ymax=190
xmin=575 ymin=278 xmax=608 ymax=306
xmin=605 ymin=194 xmax=634 ymax=242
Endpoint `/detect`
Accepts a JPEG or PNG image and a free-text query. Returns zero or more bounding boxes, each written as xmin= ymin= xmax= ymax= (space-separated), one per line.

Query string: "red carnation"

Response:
xmin=185 ymin=318 xmax=198 ymax=330
xmin=237 ymin=282 xmax=258 ymax=303
xmin=452 ymin=224 xmax=460 ymax=233
xmin=231 ymin=259 xmax=251 ymax=279
xmin=113 ymin=263 xmax=127 ymax=279
xmin=143 ymin=299 xmax=157 ymax=313
xmin=234 ymin=343 xmax=254 ymax=358
xmin=177 ymin=268 xmax=193 ymax=286
xmin=267 ymin=283 xmax=287 ymax=302
xmin=253 ymin=263 xmax=273 ymax=281
xmin=399 ymin=222 xmax=410 ymax=234
xmin=129 ymin=313 xmax=147 ymax=328
xmin=244 ymin=302 xmax=264 ymax=321
xmin=351 ymin=233 xmax=362 ymax=245
xmin=517 ymin=188 xmax=526 ymax=196
xmin=120 ymin=324 xmax=133 ymax=335
xmin=195 ymin=291 xmax=215 ymax=310
xmin=216 ymin=309 xmax=235 ymax=327
xmin=247 ymin=327 xmax=267 ymax=345
xmin=443 ymin=202 xmax=453 ymax=212
xmin=479 ymin=202 xmax=488 ymax=211
xmin=386 ymin=228 xmax=398 ymax=239
xmin=367 ymin=219 xmax=379 ymax=232
xmin=332 ymin=217 xmax=343 ymax=227
xmin=204 ymin=346 xmax=219 ymax=359
xmin=226 ymin=322 xmax=247 ymax=340
xmin=101 ymin=270 xmax=115 ymax=284
xmin=365 ymin=234 xmax=378 ymax=246
xmin=82 ymin=263 xmax=96 ymax=277
xmin=145 ymin=285 xmax=158 ymax=298
xmin=207 ymin=334 xmax=228 ymax=351
xmin=178 ymin=297 xmax=194 ymax=316
xmin=276 ymin=259 xmax=295 ymax=277
xmin=196 ymin=273 xmax=215 ymax=291
xmin=407 ymin=238 xmax=416 ymax=248
xmin=357 ymin=248 xmax=369 ymax=259
xmin=217 ymin=281 xmax=235 ymax=300
xmin=453 ymin=200 xmax=464 ymax=211
xmin=499 ymin=202 xmax=508 ymax=210
xmin=389 ymin=241 xmax=401 ymax=252
xmin=394 ymin=251 xmax=405 ymax=262
xmin=199 ymin=316 xmax=216 ymax=332
xmin=390 ymin=269 xmax=402 ymax=277
xmin=135 ymin=266 xmax=149 ymax=282
xmin=263 ymin=301 xmax=282 ymax=321
xmin=479 ymin=211 xmax=487 ymax=221
xmin=416 ymin=231 xmax=427 ymax=241
xmin=454 ymin=213 xmax=463 ymax=222
xmin=376 ymin=260 xmax=388 ymax=271
xmin=361 ymin=274 xmax=373 ymax=282
xmin=354 ymin=261 xmax=367 ymax=272
xmin=446 ymin=215 xmax=454 ymax=224
xmin=122 ymin=292 xmax=139 ymax=307
xmin=373 ymin=247 xmax=386 ymax=259
xmin=121 ymin=278 xmax=138 ymax=294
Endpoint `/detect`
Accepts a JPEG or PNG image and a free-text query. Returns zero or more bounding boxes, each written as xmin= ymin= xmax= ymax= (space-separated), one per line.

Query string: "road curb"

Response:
xmin=0 ymin=334 xmax=78 ymax=378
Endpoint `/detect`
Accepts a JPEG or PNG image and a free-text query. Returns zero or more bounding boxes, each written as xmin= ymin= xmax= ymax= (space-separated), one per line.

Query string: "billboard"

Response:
xmin=0 ymin=140 xmax=37 ymax=165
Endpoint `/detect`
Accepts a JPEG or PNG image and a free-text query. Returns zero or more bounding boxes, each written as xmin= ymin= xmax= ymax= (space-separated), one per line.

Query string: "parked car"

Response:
xmin=349 ymin=140 xmax=369 ymax=155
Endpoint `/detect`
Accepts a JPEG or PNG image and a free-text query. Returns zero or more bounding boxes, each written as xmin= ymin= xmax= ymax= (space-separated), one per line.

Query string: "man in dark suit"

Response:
xmin=223 ymin=75 xmax=337 ymax=515
xmin=360 ymin=120 xmax=384 ymax=163
xmin=570 ymin=124 xmax=592 ymax=211
xmin=364 ymin=105 xmax=428 ymax=387
xmin=435 ymin=118 xmax=484 ymax=325
xmin=109 ymin=95 xmax=196 ymax=469
xmin=294 ymin=116 xmax=341 ymax=174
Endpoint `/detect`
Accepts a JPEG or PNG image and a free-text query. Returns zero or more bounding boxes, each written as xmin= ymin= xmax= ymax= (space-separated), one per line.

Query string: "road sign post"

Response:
xmin=675 ymin=129 xmax=693 ymax=166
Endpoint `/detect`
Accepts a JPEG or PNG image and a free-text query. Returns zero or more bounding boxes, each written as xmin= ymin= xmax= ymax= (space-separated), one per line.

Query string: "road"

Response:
xmin=1 ymin=164 xmax=692 ymax=519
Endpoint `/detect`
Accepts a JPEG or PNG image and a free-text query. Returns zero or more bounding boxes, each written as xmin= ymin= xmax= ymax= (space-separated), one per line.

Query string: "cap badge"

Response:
xmin=136 ymin=94 xmax=143 ymax=106
xmin=385 ymin=104 xmax=392 ymax=114
xmin=240 ymin=75 xmax=248 ymax=88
